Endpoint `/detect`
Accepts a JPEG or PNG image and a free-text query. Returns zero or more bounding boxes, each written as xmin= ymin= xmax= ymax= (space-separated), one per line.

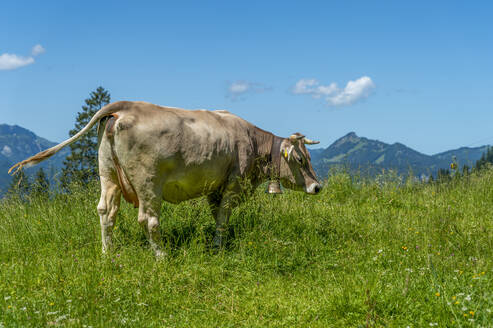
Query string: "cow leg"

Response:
xmin=138 ymin=198 xmax=165 ymax=257
xmin=97 ymin=176 xmax=121 ymax=254
xmin=208 ymin=191 xmax=239 ymax=249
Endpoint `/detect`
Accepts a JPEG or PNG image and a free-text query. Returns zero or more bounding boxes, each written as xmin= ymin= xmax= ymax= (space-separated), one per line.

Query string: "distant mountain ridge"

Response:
xmin=0 ymin=124 xmax=69 ymax=194
xmin=311 ymin=132 xmax=488 ymax=178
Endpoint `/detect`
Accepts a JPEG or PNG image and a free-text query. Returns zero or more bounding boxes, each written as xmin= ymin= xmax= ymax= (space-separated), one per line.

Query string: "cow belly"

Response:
xmin=161 ymin=168 xmax=227 ymax=203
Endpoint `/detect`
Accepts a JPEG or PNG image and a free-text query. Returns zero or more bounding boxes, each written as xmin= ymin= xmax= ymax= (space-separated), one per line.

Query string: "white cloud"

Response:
xmin=0 ymin=53 xmax=35 ymax=70
xmin=292 ymin=76 xmax=375 ymax=106
xmin=0 ymin=44 xmax=46 ymax=71
xmin=31 ymin=44 xmax=45 ymax=56
xmin=226 ymin=80 xmax=271 ymax=100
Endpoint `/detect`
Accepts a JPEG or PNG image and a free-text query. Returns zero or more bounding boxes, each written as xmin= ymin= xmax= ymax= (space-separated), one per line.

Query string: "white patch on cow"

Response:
xmin=1 ymin=145 xmax=12 ymax=157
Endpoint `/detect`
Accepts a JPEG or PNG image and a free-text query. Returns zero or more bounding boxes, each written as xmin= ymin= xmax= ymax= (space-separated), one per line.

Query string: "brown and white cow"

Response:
xmin=9 ymin=101 xmax=321 ymax=256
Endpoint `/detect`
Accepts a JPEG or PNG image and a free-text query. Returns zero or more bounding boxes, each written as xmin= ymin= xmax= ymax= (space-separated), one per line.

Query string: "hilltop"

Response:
xmin=311 ymin=132 xmax=487 ymax=178
xmin=0 ymin=124 xmax=69 ymax=193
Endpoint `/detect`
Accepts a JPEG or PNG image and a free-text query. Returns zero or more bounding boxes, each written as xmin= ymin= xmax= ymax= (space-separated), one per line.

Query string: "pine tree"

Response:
xmin=33 ymin=168 xmax=50 ymax=195
xmin=7 ymin=169 xmax=30 ymax=197
xmin=61 ymin=87 xmax=110 ymax=187
xmin=437 ymin=168 xmax=451 ymax=182
xmin=475 ymin=146 xmax=493 ymax=171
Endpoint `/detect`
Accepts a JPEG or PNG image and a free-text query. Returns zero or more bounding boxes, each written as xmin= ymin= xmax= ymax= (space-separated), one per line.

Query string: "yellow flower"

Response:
xmin=7 ymin=305 xmax=11 ymax=309
xmin=49 ymin=302 xmax=54 ymax=306
xmin=463 ymin=313 xmax=468 ymax=317
xmin=455 ymin=301 xmax=460 ymax=305
xmin=481 ymin=271 xmax=485 ymax=275
xmin=402 ymin=246 xmax=408 ymax=251
xmin=452 ymin=296 xmax=456 ymax=300
xmin=435 ymin=292 xmax=440 ymax=297
xmin=469 ymin=311 xmax=474 ymax=316
xmin=450 ymin=163 xmax=457 ymax=170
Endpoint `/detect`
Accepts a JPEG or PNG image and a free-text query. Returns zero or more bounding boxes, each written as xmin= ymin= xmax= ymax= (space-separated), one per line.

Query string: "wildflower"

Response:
xmin=378 ymin=249 xmax=383 ymax=254
xmin=402 ymin=246 xmax=408 ymax=251
xmin=455 ymin=301 xmax=460 ymax=305
xmin=469 ymin=311 xmax=474 ymax=316
xmin=463 ymin=313 xmax=468 ymax=317
xmin=49 ymin=302 xmax=54 ymax=306
xmin=416 ymin=245 xmax=420 ymax=250
xmin=452 ymin=296 xmax=456 ymax=300
xmin=7 ymin=305 xmax=11 ymax=309
xmin=435 ymin=292 xmax=440 ymax=297
xmin=464 ymin=295 xmax=471 ymax=301
xmin=437 ymin=252 xmax=440 ymax=255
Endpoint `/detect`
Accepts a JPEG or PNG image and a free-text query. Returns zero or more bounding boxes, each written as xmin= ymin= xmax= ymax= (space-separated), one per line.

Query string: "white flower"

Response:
xmin=378 ymin=249 xmax=383 ymax=254
xmin=4 ymin=296 xmax=11 ymax=300
xmin=56 ymin=314 xmax=68 ymax=322
xmin=461 ymin=306 xmax=467 ymax=311
xmin=465 ymin=295 xmax=471 ymax=301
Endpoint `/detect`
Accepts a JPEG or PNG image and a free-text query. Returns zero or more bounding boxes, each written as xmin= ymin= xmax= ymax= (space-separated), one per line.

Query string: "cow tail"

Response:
xmin=8 ymin=102 xmax=121 ymax=175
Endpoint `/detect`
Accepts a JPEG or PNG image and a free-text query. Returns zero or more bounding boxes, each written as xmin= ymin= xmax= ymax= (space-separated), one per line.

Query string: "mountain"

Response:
xmin=0 ymin=124 xmax=69 ymax=194
xmin=311 ymin=132 xmax=488 ymax=178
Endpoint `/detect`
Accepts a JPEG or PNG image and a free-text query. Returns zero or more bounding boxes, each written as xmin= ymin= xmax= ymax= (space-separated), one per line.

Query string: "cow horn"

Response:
xmin=303 ymin=138 xmax=320 ymax=145
xmin=289 ymin=134 xmax=305 ymax=143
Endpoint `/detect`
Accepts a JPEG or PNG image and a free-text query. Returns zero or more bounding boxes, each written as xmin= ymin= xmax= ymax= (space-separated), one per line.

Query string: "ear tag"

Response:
xmin=283 ymin=149 xmax=288 ymax=158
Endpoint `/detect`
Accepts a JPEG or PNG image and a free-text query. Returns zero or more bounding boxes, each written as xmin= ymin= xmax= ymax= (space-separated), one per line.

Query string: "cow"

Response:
xmin=9 ymin=101 xmax=321 ymax=256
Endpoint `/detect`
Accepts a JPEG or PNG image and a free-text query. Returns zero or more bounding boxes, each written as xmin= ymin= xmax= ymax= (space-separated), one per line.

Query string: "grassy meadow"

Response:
xmin=1 ymin=169 xmax=492 ymax=327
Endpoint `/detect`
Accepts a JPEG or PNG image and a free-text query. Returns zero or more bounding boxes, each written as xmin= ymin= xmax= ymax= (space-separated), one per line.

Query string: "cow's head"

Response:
xmin=277 ymin=133 xmax=322 ymax=194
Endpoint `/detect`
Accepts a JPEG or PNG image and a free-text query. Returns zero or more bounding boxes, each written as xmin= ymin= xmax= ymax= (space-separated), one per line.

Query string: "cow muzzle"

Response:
xmin=306 ymin=182 xmax=322 ymax=195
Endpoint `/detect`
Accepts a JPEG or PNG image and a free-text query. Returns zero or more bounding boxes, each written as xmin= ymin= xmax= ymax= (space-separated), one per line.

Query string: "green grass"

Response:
xmin=1 ymin=170 xmax=492 ymax=327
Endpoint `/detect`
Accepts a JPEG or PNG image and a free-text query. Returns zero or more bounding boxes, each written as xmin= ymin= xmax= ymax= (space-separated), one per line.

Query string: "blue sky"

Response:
xmin=1 ymin=1 xmax=492 ymax=154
